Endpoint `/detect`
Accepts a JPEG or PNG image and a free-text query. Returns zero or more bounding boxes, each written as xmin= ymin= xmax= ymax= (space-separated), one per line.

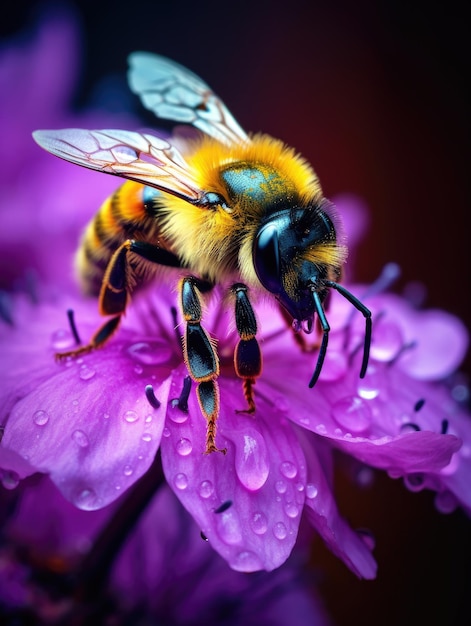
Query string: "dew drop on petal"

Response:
xmin=123 ymin=410 xmax=139 ymax=423
xmin=285 ymin=502 xmax=300 ymax=518
xmin=33 ymin=410 xmax=49 ymax=426
xmin=168 ymin=405 xmax=188 ymax=424
xmin=231 ymin=550 xmax=263 ymax=572
xmin=162 ymin=427 xmax=170 ymax=438
xmin=250 ymin=512 xmax=268 ymax=535
xmin=51 ymin=329 xmax=75 ymax=351
xmin=176 ymin=437 xmax=193 ymax=456
xmin=357 ymin=367 xmax=381 ymax=400
xmin=1 ymin=470 xmax=20 ymax=490
xmin=72 ymin=429 xmax=89 ymax=448
xmin=145 ymin=415 xmax=153 ymax=423
xmin=123 ymin=465 xmax=133 ymax=476
xmin=103 ymin=413 xmax=110 ymax=420
xmin=275 ymin=480 xmax=287 ymax=494
xmin=273 ymin=521 xmax=288 ymax=540
xmin=199 ymin=480 xmax=214 ymax=499
xmin=235 ymin=433 xmax=269 ymax=491
xmin=306 ymin=483 xmax=318 ymax=499
xmin=79 ymin=364 xmax=96 ymax=381
xmin=128 ymin=340 xmax=173 ymax=365
xmin=174 ymin=473 xmax=188 ymax=490
xmin=216 ymin=510 xmax=243 ymax=544
xmin=331 ymin=396 xmax=372 ymax=433
xmin=74 ymin=487 xmax=97 ymax=510
xmin=280 ymin=461 xmax=297 ymax=479
xmin=370 ymin=320 xmax=403 ymax=361
xmin=141 ymin=433 xmax=152 ymax=442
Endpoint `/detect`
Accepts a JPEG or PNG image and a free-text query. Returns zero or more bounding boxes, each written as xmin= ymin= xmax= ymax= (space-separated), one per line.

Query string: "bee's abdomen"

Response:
xmin=76 ymin=181 xmax=163 ymax=296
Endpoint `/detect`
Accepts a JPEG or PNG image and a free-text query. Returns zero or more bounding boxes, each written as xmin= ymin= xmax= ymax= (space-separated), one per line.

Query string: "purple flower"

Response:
xmin=1 ymin=5 xmax=470 ymax=589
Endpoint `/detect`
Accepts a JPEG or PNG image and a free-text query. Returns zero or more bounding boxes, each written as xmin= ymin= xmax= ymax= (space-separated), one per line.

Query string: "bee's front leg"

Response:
xmin=231 ymin=283 xmax=262 ymax=414
xmin=56 ymin=239 xmax=181 ymax=359
xmin=180 ymin=277 xmax=225 ymax=455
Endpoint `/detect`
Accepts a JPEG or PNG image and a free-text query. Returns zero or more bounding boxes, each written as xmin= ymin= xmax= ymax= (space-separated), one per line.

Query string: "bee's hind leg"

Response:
xmin=232 ymin=283 xmax=262 ymax=414
xmin=56 ymin=239 xmax=182 ymax=359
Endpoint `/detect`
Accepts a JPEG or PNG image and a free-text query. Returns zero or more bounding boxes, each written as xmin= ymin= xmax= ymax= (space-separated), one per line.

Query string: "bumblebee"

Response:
xmin=33 ymin=53 xmax=371 ymax=454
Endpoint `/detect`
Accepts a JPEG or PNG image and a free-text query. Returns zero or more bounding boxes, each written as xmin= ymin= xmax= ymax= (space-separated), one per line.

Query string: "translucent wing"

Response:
xmin=32 ymin=128 xmax=203 ymax=203
xmin=128 ymin=52 xmax=249 ymax=147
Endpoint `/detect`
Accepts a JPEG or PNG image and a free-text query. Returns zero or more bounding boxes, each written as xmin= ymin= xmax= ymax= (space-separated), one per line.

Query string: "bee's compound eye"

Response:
xmin=253 ymin=222 xmax=281 ymax=294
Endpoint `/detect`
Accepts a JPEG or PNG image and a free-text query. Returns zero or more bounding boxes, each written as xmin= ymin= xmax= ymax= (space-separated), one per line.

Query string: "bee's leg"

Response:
xmin=56 ymin=239 xmax=181 ymax=359
xmin=232 ymin=283 xmax=262 ymax=414
xmin=180 ymin=277 xmax=225 ymax=455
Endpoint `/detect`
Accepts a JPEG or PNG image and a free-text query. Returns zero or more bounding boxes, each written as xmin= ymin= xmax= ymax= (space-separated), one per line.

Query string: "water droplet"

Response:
xmin=162 ymin=427 xmax=170 ymax=438
xmin=128 ymin=340 xmax=173 ymax=365
xmin=33 ymin=410 xmax=49 ymax=426
xmin=141 ymin=433 xmax=152 ymax=442
xmin=174 ymin=473 xmax=188 ymax=490
xmin=280 ymin=461 xmax=297 ymax=479
xmin=357 ymin=366 xmax=381 ymax=400
xmin=74 ymin=487 xmax=98 ymax=510
xmin=230 ymin=550 xmax=263 ymax=572
xmin=72 ymin=429 xmax=89 ymax=448
xmin=370 ymin=320 xmax=402 ymax=362
xmin=285 ymin=502 xmax=299 ymax=518
xmin=273 ymin=521 xmax=288 ymax=540
xmin=168 ymin=405 xmax=188 ymax=424
xmin=145 ymin=415 xmax=153 ymax=423
xmin=123 ymin=410 xmax=139 ymax=423
xmin=199 ymin=480 xmax=214 ymax=499
xmin=134 ymin=364 xmax=144 ymax=375
xmin=306 ymin=483 xmax=318 ymax=499
xmin=51 ymin=329 xmax=75 ymax=351
xmin=404 ymin=473 xmax=425 ymax=492
xmin=299 ymin=415 xmax=311 ymax=427
xmin=103 ymin=413 xmax=110 ymax=420
xmin=315 ymin=423 xmax=327 ymax=434
xmin=250 ymin=512 xmax=268 ymax=535
xmin=296 ymin=482 xmax=304 ymax=492
xmin=235 ymin=432 xmax=269 ymax=491
xmin=1 ymin=470 xmax=20 ymax=490
xmin=275 ymin=480 xmax=287 ymax=494
xmin=331 ymin=396 xmax=372 ymax=433
xmin=176 ymin=437 xmax=192 ymax=456
xmin=79 ymin=364 xmax=96 ymax=381
xmin=273 ymin=394 xmax=289 ymax=413
xmin=123 ymin=465 xmax=133 ymax=476
xmin=216 ymin=510 xmax=242 ymax=544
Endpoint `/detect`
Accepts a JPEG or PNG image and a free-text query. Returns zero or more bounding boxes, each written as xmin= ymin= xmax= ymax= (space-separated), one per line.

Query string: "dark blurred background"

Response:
xmin=2 ymin=1 xmax=470 ymax=624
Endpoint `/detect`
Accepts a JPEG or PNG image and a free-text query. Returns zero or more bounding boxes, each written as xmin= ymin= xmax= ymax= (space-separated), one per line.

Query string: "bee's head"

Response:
xmin=253 ymin=200 xmax=347 ymax=325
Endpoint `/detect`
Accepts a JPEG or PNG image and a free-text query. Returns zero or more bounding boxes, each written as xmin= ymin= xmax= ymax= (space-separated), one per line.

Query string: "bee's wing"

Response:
xmin=33 ymin=128 xmax=203 ymax=203
xmin=128 ymin=52 xmax=249 ymax=147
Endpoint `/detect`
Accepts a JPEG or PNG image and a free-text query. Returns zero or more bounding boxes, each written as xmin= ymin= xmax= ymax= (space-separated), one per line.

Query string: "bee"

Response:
xmin=33 ymin=53 xmax=371 ymax=454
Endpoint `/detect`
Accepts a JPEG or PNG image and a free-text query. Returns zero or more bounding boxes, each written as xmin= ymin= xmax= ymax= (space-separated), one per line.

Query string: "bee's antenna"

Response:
xmin=309 ymin=290 xmax=330 ymax=388
xmin=325 ymin=281 xmax=372 ymax=378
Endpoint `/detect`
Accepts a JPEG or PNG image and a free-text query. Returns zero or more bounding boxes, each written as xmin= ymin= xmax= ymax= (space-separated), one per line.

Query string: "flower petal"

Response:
xmin=2 ymin=359 xmax=169 ymax=509
xmin=161 ymin=369 xmax=307 ymax=571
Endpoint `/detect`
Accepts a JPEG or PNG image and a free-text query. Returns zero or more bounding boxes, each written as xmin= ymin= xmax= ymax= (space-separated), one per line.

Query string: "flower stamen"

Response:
xmin=214 ymin=500 xmax=233 ymax=514
xmin=66 ymin=308 xmax=81 ymax=345
xmin=171 ymin=376 xmax=191 ymax=412
xmin=145 ymin=384 xmax=161 ymax=409
xmin=414 ymin=398 xmax=426 ymax=412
